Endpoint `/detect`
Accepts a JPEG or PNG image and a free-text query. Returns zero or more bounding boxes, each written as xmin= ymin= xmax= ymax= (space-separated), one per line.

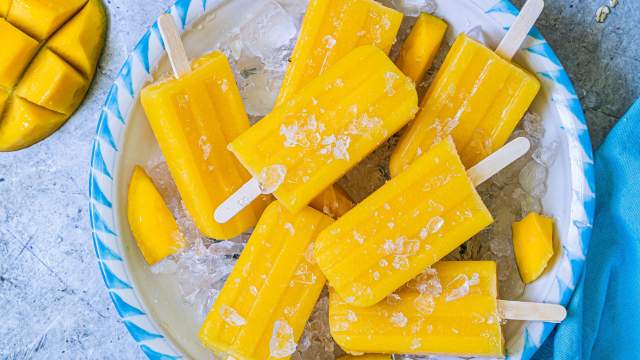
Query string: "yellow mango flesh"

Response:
xmin=390 ymin=34 xmax=540 ymax=176
xmin=0 ymin=0 xmax=10 ymax=17
xmin=309 ymin=183 xmax=354 ymax=219
xmin=0 ymin=18 xmax=39 ymax=88
xmin=315 ymin=137 xmax=493 ymax=307
xmin=229 ymin=46 xmax=418 ymax=214
xmin=0 ymin=0 xmax=106 ymax=151
xmin=275 ymin=0 xmax=402 ymax=106
xmin=7 ymin=0 xmax=86 ymax=40
xmin=199 ymin=202 xmax=333 ymax=360
xmin=47 ymin=0 xmax=106 ymax=77
xmin=140 ymin=51 xmax=269 ymax=240
xmin=330 ymin=261 xmax=504 ymax=357
xmin=16 ymin=49 xmax=88 ymax=114
xmin=127 ymin=166 xmax=185 ymax=265
xmin=512 ymin=212 xmax=555 ymax=283
xmin=0 ymin=90 xmax=8 ymax=114
xmin=0 ymin=97 xmax=66 ymax=151
xmin=396 ymin=13 xmax=447 ymax=84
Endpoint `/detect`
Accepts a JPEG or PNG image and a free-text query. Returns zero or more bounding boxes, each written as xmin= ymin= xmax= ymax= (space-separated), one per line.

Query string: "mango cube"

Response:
xmin=7 ymin=0 xmax=87 ymax=39
xmin=0 ymin=97 xmax=66 ymax=151
xmin=396 ymin=13 xmax=447 ymax=83
xmin=512 ymin=212 xmax=555 ymax=283
xmin=127 ymin=166 xmax=186 ymax=265
xmin=46 ymin=0 xmax=106 ymax=77
xmin=0 ymin=18 xmax=39 ymax=88
xmin=16 ymin=49 xmax=88 ymax=115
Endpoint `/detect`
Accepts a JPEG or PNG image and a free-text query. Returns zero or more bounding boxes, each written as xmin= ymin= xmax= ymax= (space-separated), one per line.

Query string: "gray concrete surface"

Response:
xmin=0 ymin=0 xmax=637 ymax=359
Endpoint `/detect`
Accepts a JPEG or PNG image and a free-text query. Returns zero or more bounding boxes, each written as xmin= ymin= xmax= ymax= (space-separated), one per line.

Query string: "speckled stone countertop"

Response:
xmin=0 ymin=0 xmax=637 ymax=358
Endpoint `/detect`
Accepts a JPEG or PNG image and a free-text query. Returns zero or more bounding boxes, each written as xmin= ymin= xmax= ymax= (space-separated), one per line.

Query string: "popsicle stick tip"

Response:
xmin=467 ymin=137 xmax=530 ymax=187
xmin=156 ymin=13 xmax=191 ymax=77
xmin=498 ymin=300 xmax=567 ymax=323
xmin=214 ymin=178 xmax=264 ymax=224
xmin=496 ymin=0 xmax=545 ymax=60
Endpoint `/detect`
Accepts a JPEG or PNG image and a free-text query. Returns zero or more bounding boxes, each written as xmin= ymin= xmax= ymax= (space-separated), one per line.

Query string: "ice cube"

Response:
xmin=392 ymin=0 xmax=437 ymax=17
xmin=519 ymin=160 xmax=547 ymax=198
xmin=240 ymin=0 xmax=297 ymax=70
xmin=270 ymin=320 xmax=297 ymax=358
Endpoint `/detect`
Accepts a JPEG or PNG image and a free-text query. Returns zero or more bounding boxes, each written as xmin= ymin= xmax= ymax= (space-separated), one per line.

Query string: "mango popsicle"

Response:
xmin=329 ymin=261 xmax=503 ymax=357
xmin=390 ymin=33 xmax=540 ymax=176
xmin=199 ymin=202 xmax=333 ymax=359
xmin=315 ymin=137 xmax=506 ymax=307
xmin=390 ymin=0 xmax=544 ymax=175
xmin=140 ymin=16 xmax=268 ymax=240
xmin=330 ymin=260 xmax=566 ymax=357
xmin=275 ymin=0 xmax=403 ymax=106
xmin=276 ymin=0 xmax=400 ymax=218
xmin=224 ymin=46 xmax=418 ymax=216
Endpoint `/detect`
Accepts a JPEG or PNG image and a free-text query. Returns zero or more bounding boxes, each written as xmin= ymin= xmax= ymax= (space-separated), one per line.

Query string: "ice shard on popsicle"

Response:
xmin=228 ymin=45 xmax=418 ymax=214
xmin=390 ymin=33 xmax=541 ymax=176
xmin=198 ymin=202 xmax=333 ymax=359
xmin=275 ymin=0 xmax=403 ymax=106
xmin=314 ymin=137 xmax=493 ymax=307
xmin=140 ymin=50 xmax=269 ymax=240
xmin=329 ymin=261 xmax=504 ymax=357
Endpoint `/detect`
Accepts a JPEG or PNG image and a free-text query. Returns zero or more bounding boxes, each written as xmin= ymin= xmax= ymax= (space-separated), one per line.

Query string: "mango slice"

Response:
xmin=396 ymin=13 xmax=448 ymax=84
xmin=0 ymin=18 xmax=39 ymax=88
xmin=0 ymin=0 xmax=106 ymax=151
xmin=127 ymin=166 xmax=186 ymax=265
xmin=512 ymin=213 xmax=555 ymax=284
xmin=16 ymin=49 xmax=88 ymax=114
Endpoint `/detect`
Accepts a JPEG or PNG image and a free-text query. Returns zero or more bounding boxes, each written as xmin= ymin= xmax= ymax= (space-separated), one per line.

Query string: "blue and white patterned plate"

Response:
xmin=89 ymin=0 xmax=595 ymax=358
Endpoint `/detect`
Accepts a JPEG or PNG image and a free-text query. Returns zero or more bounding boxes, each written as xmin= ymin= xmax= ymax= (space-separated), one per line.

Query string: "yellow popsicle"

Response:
xmin=390 ymin=34 xmax=540 ymax=176
xmin=329 ymin=261 xmax=504 ymax=357
xmin=199 ymin=202 xmax=333 ymax=359
xmin=396 ymin=13 xmax=448 ymax=84
xmin=315 ymin=137 xmax=493 ymax=307
xmin=229 ymin=46 xmax=418 ymax=214
xmin=140 ymin=51 xmax=269 ymax=240
xmin=275 ymin=0 xmax=403 ymax=106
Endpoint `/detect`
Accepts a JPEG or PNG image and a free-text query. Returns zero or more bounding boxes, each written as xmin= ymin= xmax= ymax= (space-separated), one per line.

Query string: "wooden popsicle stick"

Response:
xmin=214 ymin=178 xmax=264 ymax=224
xmin=157 ymin=13 xmax=191 ymax=78
xmin=498 ymin=300 xmax=567 ymax=323
xmin=495 ymin=0 xmax=545 ymax=61
xmin=467 ymin=137 xmax=531 ymax=187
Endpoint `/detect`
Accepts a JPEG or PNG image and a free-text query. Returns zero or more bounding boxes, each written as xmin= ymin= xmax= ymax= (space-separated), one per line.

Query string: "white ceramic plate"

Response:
xmin=89 ymin=0 xmax=595 ymax=358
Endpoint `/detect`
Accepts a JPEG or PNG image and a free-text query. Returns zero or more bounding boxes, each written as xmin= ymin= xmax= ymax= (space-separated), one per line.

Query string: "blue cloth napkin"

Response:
xmin=534 ymin=98 xmax=640 ymax=359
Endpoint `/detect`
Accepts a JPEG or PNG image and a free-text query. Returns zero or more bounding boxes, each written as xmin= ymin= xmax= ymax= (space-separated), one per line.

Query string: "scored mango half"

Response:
xmin=512 ymin=212 xmax=555 ymax=284
xmin=0 ymin=0 xmax=106 ymax=151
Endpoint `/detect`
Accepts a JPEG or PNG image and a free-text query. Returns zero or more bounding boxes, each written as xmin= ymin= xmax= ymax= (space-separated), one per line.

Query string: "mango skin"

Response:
xmin=512 ymin=212 xmax=555 ymax=284
xmin=127 ymin=166 xmax=186 ymax=265
xmin=0 ymin=0 xmax=106 ymax=151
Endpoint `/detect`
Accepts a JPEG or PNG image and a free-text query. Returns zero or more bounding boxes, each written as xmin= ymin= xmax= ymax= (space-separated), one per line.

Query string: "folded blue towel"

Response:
xmin=534 ymin=98 xmax=640 ymax=359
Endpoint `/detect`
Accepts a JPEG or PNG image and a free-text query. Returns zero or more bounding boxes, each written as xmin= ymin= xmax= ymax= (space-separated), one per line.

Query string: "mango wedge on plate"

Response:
xmin=127 ymin=166 xmax=186 ymax=265
xmin=512 ymin=212 xmax=555 ymax=283
xmin=0 ymin=0 xmax=106 ymax=151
